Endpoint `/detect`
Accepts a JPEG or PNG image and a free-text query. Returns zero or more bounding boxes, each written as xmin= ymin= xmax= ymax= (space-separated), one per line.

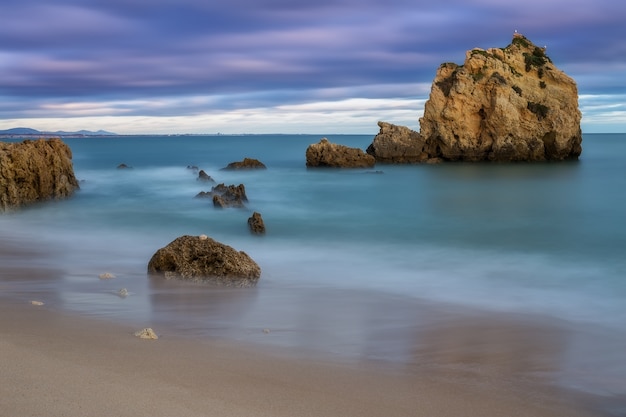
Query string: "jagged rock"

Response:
xmin=370 ymin=34 xmax=582 ymax=162
xmin=197 ymin=169 xmax=216 ymax=183
xmin=211 ymin=183 xmax=247 ymax=208
xmin=147 ymin=235 xmax=261 ymax=287
xmin=366 ymin=122 xmax=428 ymax=163
xmin=0 ymin=138 xmax=80 ymax=211
xmin=221 ymin=158 xmax=267 ymax=170
xmin=117 ymin=163 xmax=132 ymax=169
xmin=194 ymin=191 xmax=212 ymax=198
xmin=248 ymin=211 xmax=266 ymax=235
xmin=306 ymin=138 xmax=375 ymax=168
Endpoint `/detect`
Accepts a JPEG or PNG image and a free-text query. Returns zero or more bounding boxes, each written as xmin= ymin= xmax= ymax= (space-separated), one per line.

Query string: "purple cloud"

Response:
xmin=0 ymin=0 xmax=624 ymax=132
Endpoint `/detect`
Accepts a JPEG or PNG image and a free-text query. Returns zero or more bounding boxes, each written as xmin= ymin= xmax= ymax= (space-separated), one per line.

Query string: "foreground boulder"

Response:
xmin=306 ymin=138 xmax=375 ymax=168
xmin=147 ymin=235 xmax=261 ymax=287
xmin=0 ymin=138 xmax=80 ymax=211
xmin=221 ymin=158 xmax=267 ymax=170
xmin=369 ymin=34 xmax=582 ymax=162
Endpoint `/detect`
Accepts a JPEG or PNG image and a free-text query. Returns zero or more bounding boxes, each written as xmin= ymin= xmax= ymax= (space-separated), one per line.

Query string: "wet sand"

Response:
xmin=0 ymin=298 xmax=611 ymax=417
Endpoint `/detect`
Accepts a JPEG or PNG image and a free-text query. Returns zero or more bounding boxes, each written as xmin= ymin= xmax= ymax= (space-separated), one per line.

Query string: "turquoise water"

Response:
xmin=1 ymin=133 xmax=625 ymax=404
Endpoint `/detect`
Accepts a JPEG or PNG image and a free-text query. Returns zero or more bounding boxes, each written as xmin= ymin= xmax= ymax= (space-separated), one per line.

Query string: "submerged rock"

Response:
xmin=247 ymin=211 xmax=266 ymax=235
xmin=0 ymin=138 xmax=80 ymax=211
xmin=306 ymin=138 xmax=375 ymax=168
xmin=147 ymin=234 xmax=261 ymax=287
xmin=221 ymin=158 xmax=267 ymax=170
xmin=369 ymin=33 xmax=582 ymax=162
xmin=197 ymin=169 xmax=216 ymax=183
xmin=211 ymin=183 xmax=248 ymax=208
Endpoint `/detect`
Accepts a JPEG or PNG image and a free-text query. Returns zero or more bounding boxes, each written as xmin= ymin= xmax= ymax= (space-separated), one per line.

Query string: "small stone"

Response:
xmin=248 ymin=212 xmax=266 ymax=235
xmin=30 ymin=300 xmax=44 ymax=306
xmin=199 ymin=234 xmax=208 ymax=240
xmin=99 ymin=272 xmax=116 ymax=279
xmin=118 ymin=288 xmax=129 ymax=298
xmin=134 ymin=328 xmax=158 ymax=339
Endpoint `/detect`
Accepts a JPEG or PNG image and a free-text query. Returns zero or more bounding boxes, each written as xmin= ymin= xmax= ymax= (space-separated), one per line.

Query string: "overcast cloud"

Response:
xmin=1 ymin=0 xmax=624 ymax=134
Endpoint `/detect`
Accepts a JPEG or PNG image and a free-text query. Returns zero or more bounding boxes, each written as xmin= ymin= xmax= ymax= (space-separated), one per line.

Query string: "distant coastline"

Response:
xmin=0 ymin=128 xmax=374 ymax=138
xmin=0 ymin=127 xmax=117 ymax=138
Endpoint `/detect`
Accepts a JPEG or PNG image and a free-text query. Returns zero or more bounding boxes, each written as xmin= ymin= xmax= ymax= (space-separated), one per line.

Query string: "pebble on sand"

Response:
xmin=134 ymin=328 xmax=158 ymax=339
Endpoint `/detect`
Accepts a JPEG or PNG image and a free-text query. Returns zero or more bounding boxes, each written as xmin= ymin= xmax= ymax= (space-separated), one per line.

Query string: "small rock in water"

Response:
xmin=30 ymin=300 xmax=44 ymax=306
xmin=134 ymin=328 xmax=158 ymax=339
xmin=263 ymin=328 xmax=271 ymax=334
xmin=99 ymin=272 xmax=116 ymax=279
xmin=117 ymin=288 xmax=129 ymax=298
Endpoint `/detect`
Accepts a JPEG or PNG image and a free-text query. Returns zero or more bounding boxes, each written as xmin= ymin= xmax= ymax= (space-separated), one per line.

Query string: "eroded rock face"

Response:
xmin=147 ymin=235 xmax=261 ymax=287
xmin=0 ymin=138 xmax=80 ymax=211
xmin=306 ymin=138 xmax=375 ymax=168
xmin=211 ymin=183 xmax=248 ymax=208
xmin=366 ymin=122 xmax=429 ymax=163
xmin=370 ymin=34 xmax=582 ymax=163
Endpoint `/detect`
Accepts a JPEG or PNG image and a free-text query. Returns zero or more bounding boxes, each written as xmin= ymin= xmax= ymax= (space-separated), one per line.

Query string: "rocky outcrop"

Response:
xmin=211 ymin=183 xmax=248 ymax=208
xmin=247 ymin=212 xmax=266 ymax=235
xmin=0 ymin=138 xmax=80 ymax=211
xmin=147 ymin=234 xmax=261 ymax=287
xmin=370 ymin=34 xmax=582 ymax=162
xmin=222 ymin=158 xmax=267 ymax=170
xmin=366 ymin=122 xmax=430 ymax=163
xmin=197 ymin=169 xmax=216 ymax=183
xmin=306 ymin=138 xmax=375 ymax=168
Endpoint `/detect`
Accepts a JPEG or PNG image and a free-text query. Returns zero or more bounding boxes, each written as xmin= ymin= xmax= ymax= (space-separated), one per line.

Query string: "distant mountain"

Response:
xmin=0 ymin=127 xmax=41 ymax=135
xmin=0 ymin=127 xmax=117 ymax=136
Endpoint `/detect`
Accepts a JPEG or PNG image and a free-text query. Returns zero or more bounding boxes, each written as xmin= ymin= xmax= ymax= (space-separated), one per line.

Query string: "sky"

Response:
xmin=0 ymin=0 xmax=625 ymax=135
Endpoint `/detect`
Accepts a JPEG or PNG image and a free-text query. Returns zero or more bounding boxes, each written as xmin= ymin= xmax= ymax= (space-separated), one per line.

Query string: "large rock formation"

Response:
xmin=0 ymin=138 xmax=80 ymax=211
xmin=306 ymin=138 xmax=375 ymax=168
xmin=368 ymin=34 xmax=582 ymax=162
xmin=147 ymin=235 xmax=261 ymax=287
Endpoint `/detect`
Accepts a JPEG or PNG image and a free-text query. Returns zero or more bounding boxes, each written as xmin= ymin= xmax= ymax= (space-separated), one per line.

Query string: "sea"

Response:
xmin=1 ymin=133 xmax=625 ymax=411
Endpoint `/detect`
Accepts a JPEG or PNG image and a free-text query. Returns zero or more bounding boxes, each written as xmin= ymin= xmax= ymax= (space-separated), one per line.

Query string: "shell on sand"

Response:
xmin=134 ymin=328 xmax=158 ymax=339
xmin=30 ymin=300 xmax=44 ymax=306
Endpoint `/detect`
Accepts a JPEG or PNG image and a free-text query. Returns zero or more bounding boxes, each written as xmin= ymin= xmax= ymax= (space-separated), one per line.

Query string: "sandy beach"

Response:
xmin=1 ymin=297 xmax=612 ymax=417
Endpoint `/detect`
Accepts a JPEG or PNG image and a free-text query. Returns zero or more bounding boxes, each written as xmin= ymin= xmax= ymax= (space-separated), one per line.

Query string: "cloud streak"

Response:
xmin=0 ymin=0 xmax=624 ymax=133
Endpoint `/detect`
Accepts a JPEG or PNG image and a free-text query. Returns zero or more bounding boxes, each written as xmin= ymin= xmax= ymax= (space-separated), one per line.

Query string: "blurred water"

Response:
xmin=1 ymin=133 xmax=625 ymax=402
